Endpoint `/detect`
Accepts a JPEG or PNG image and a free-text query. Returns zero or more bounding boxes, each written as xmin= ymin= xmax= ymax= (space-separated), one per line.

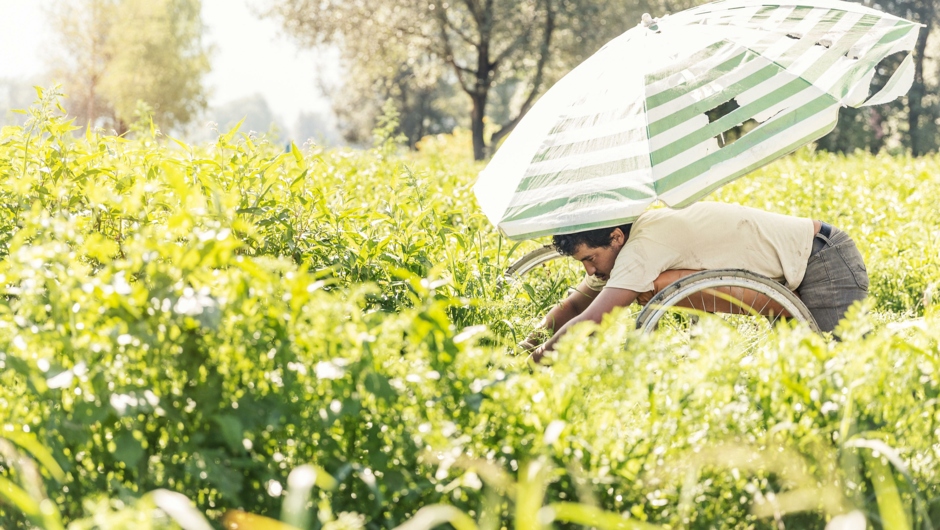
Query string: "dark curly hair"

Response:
xmin=552 ymin=224 xmax=632 ymax=256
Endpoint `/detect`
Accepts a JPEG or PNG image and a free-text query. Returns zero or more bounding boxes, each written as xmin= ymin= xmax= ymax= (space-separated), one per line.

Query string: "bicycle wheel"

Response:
xmin=501 ymin=245 xmax=584 ymax=322
xmin=502 ymin=245 xmax=563 ymax=283
xmin=635 ymin=269 xmax=819 ymax=334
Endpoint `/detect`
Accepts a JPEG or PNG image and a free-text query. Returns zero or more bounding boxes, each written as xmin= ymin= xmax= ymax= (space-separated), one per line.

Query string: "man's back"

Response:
xmin=599 ymin=202 xmax=815 ymax=292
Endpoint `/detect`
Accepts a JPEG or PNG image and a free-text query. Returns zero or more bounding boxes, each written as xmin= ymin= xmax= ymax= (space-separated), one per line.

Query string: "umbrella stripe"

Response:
xmin=502 ymin=213 xmax=642 ymax=240
xmin=747 ymin=5 xmax=812 ymax=28
xmin=527 ymin=135 xmax=651 ymax=175
xmin=647 ymin=49 xmax=761 ymax=111
xmin=812 ymin=15 xmax=901 ymax=91
xmin=652 ymin=77 xmax=819 ymax=165
xmin=792 ymin=14 xmax=878 ymax=83
xmin=649 ymin=113 xmax=710 ymax=152
xmin=654 ymin=93 xmax=835 ymax=194
xmin=516 ymin=153 xmax=651 ymax=192
xmin=677 ymin=2 xmax=769 ymax=26
xmin=746 ymin=4 xmax=796 ymax=26
xmin=830 ymin=22 xmax=919 ymax=99
xmin=548 ymin=103 xmax=646 ymax=135
xmin=647 ymin=62 xmax=782 ymax=138
xmin=554 ymin=85 xmax=647 ymax=126
xmin=744 ymin=7 xmax=831 ymax=60
xmin=532 ymin=127 xmax=648 ymax=164
xmin=750 ymin=5 xmax=828 ymax=32
xmin=848 ymin=18 xmax=915 ymax=61
xmin=645 ymin=41 xmax=735 ymax=86
xmin=539 ymin=113 xmax=648 ymax=148
xmin=863 ymin=52 xmax=914 ymax=106
xmin=501 ymin=186 xmax=653 ymax=224
xmin=647 ymin=51 xmax=773 ymax=124
xmin=509 ymin=170 xmax=655 ymax=211
xmin=500 ymin=104 xmax=837 ymax=236
xmin=650 ymin=12 xmax=900 ymax=136
xmin=647 ymin=8 xmax=854 ymax=136
xmin=520 ymin=20 xmax=896 ymax=193
xmin=668 ymin=114 xmax=839 ymax=207
xmin=722 ymin=5 xmax=818 ymax=36
xmin=762 ymin=9 xmax=848 ymax=68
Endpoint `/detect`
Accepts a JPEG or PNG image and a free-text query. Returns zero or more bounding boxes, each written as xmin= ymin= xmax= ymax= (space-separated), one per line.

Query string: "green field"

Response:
xmin=1 ymin=92 xmax=939 ymax=529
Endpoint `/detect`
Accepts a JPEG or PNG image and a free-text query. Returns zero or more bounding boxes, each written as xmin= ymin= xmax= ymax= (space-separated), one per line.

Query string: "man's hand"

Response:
xmin=528 ymin=345 xmax=548 ymax=367
xmin=516 ymin=337 xmax=540 ymax=354
xmin=539 ymin=287 xmax=640 ymax=353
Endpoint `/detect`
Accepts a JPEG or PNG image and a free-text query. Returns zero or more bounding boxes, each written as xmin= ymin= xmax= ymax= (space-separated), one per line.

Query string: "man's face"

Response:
xmin=570 ymin=229 xmax=626 ymax=281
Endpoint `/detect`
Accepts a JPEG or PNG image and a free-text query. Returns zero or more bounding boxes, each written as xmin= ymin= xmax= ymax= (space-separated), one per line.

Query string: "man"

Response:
xmin=525 ymin=202 xmax=869 ymax=361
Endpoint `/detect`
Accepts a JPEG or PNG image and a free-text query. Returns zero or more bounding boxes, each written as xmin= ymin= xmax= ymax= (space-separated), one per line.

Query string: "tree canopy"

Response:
xmin=264 ymin=0 xmax=653 ymax=159
xmin=48 ymin=0 xmax=211 ymax=133
xmin=265 ymin=0 xmax=938 ymax=158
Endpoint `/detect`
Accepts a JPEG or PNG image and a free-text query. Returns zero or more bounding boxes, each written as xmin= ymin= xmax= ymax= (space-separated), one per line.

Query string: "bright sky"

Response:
xmin=0 ymin=0 xmax=336 ymax=135
xmin=201 ymin=0 xmax=335 ymax=124
xmin=0 ymin=0 xmax=51 ymax=78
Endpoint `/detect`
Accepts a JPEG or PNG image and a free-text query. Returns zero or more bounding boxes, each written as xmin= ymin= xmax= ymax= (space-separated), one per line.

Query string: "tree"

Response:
xmin=48 ymin=0 xmax=211 ymax=133
xmin=817 ymin=1 xmax=939 ymax=155
xmin=884 ymin=0 xmax=940 ymax=156
xmin=293 ymin=110 xmax=341 ymax=146
xmin=46 ymin=0 xmax=114 ymax=130
xmin=324 ymin=49 xmax=465 ymax=148
xmin=211 ymin=93 xmax=286 ymax=141
xmin=263 ymin=0 xmax=635 ymax=160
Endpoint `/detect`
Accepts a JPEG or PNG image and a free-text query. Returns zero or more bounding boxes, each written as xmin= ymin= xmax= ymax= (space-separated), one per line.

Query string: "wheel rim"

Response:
xmin=636 ymin=271 xmax=818 ymax=337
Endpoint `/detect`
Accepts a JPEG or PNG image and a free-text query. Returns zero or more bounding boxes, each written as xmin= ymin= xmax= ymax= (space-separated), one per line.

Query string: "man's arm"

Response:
xmin=518 ymin=280 xmax=598 ymax=350
xmin=531 ymin=287 xmax=639 ymax=362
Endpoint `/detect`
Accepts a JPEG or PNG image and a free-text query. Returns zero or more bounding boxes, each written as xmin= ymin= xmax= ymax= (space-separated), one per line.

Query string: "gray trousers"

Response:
xmin=795 ymin=224 xmax=869 ymax=332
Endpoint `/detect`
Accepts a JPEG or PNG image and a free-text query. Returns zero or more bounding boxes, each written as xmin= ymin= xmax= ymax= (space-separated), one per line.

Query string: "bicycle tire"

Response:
xmin=502 ymin=245 xmax=563 ymax=283
xmin=635 ymin=269 xmax=819 ymax=334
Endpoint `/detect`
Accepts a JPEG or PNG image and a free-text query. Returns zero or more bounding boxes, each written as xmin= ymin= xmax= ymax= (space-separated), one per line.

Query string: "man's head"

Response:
xmin=552 ymin=224 xmax=632 ymax=281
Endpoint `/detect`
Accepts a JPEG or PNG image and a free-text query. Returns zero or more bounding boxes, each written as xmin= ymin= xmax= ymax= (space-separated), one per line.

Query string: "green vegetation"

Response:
xmin=1 ymin=90 xmax=939 ymax=529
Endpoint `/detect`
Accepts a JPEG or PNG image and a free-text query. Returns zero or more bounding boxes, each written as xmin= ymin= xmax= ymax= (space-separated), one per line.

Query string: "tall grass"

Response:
xmin=0 ymin=89 xmax=938 ymax=529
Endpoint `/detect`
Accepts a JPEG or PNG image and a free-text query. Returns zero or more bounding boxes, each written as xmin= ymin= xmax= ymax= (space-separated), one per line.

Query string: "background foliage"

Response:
xmin=46 ymin=0 xmax=210 ymax=134
xmin=263 ymin=0 xmax=940 ymax=158
xmin=0 ymin=90 xmax=939 ymax=529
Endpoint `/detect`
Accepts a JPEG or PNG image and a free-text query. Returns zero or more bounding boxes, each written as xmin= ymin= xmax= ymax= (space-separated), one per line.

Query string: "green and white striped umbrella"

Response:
xmin=474 ymin=0 xmax=921 ymax=240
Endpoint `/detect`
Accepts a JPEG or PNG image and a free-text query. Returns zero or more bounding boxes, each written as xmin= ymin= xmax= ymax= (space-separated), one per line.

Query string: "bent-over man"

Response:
xmin=525 ymin=202 xmax=868 ymax=361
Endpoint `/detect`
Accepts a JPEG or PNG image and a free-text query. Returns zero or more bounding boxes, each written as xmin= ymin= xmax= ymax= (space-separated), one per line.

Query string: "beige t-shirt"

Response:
xmin=585 ymin=202 xmax=815 ymax=293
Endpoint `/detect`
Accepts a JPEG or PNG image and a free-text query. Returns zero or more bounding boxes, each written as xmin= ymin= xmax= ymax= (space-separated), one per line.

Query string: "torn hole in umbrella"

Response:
xmin=873 ymin=51 xmax=909 ymax=85
xmin=855 ymin=50 xmax=912 ymax=105
xmin=706 ymin=99 xmax=761 ymax=148
xmin=844 ymin=50 xmax=912 ymax=106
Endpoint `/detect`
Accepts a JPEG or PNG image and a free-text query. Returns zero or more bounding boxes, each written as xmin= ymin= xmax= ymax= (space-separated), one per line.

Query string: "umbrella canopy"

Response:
xmin=474 ymin=0 xmax=921 ymax=240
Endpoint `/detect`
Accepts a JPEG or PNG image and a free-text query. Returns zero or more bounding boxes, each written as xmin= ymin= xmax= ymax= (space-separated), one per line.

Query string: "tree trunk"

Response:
xmin=471 ymin=30 xmax=492 ymax=161
xmin=868 ymin=107 xmax=884 ymax=153
xmin=489 ymin=0 xmax=556 ymax=155
xmin=86 ymin=85 xmax=97 ymax=129
xmin=471 ymin=91 xmax=487 ymax=161
xmin=907 ymin=21 xmax=929 ymax=156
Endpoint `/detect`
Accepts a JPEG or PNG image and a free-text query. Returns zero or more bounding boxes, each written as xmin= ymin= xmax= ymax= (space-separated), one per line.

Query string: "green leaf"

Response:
xmin=0 ymin=476 xmax=41 ymax=519
xmin=522 ymin=283 xmax=537 ymax=301
xmin=862 ymin=451 xmax=910 ymax=530
xmin=221 ymin=117 xmax=245 ymax=143
xmin=114 ymin=431 xmax=145 ymax=469
xmin=150 ymin=489 xmax=215 ymax=530
xmin=542 ymin=502 xmax=664 ymax=530
xmin=363 ymin=371 xmax=397 ymax=402
xmin=290 ymin=141 xmax=303 ymax=165
xmin=395 ymin=504 xmax=479 ymax=530
xmin=212 ymin=415 xmax=245 ymax=453
xmin=289 ymin=169 xmax=309 ymax=190
xmin=3 ymin=431 xmax=65 ymax=481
